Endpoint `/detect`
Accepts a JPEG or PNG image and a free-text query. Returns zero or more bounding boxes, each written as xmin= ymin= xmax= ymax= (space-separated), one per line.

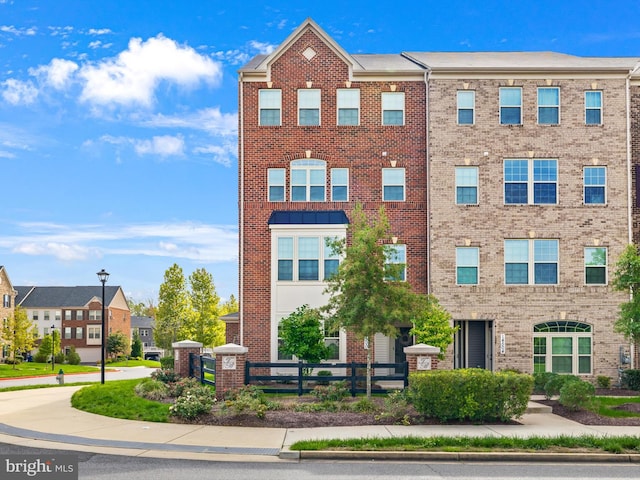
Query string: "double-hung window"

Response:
xmin=259 ymin=89 xmax=281 ymax=126
xmin=268 ymin=168 xmax=286 ymax=202
xmin=298 ymin=89 xmax=320 ymax=126
xmin=331 ymin=168 xmax=348 ymax=201
xmin=499 ymin=87 xmax=522 ymax=125
xmin=382 ymin=168 xmax=405 ymax=201
xmin=584 ymin=166 xmax=606 ymax=204
xmin=585 ymin=247 xmax=607 ymax=285
xmin=291 ymin=159 xmax=326 ymax=201
xmin=337 ymin=88 xmax=360 ymax=125
xmin=457 ymin=91 xmax=475 ymax=125
xmin=505 ymin=239 xmax=558 ymax=285
xmin=277 ymin=237 xmax=294 ymax=281
xmin=382 ymin=92 xmax=405 ymax=125
xmin=65 ymin=310 xmax=72 ymax=321
xmin=538 ymin=87 xmax=559 ymax=125
xmin=456 ymin=247 xmax=479 ymax=285
xmin=455 ymin=166 xmax=478 ymax=204
xmin=298 ymin=237 xmax=319 ymax=281
xmin=2 ymin=294 xmax=9 ymax=308
xmin=385 ymin=244 xmax=406 ymax=281
xmin=504 ymin=159 xmax=557 ymax=204
xmin=324 ymin=239 xmax=339 ymax=280
xmin=585 ymin=91 xmax=602 ymax=125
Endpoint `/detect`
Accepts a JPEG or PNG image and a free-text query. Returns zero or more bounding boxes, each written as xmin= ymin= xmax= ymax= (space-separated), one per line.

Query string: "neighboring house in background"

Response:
xmin=238 ymin=18 xmax=640 ymax=379
xmin=0 ymin=266 xmax=18 ymax=357
xmin=221 ymin=311 xmax=239 ymax=344
xmin=130 ymin=315 xmax=163 ymax=360
xmin=15 ymin=286 xmax=131 ymax=363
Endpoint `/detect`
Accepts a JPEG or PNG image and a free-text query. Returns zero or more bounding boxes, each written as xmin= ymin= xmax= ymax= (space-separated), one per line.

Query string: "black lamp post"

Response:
xmin=51 ymin=325 xmax=56 ymax=372
xmin=97 ymin=269 xmax=109 ymax=384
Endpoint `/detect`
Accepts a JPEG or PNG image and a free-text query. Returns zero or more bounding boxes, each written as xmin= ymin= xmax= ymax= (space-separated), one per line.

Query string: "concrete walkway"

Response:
xmin=1 ymin=387 xmax=639 ymax=463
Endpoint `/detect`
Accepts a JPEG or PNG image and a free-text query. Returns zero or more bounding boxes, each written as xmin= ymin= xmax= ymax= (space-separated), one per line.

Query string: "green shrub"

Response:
xmin=151 ymin=368 xmax=181 ymax=384
xmin=33 ymin=352 xmax=48 ymax=363
xmin=408 ymin=369 xmax=533 ymax=422
xmin=222 ymin=385 xmax=277 ymax=418
xmin=54 ymin=352 xmax=65 ymax=364
xmin=544 ymin=374 xmax=580 ymax=399
xmin=160 ymin=356 xmax=174 ymax=369
xmin=376 ymin=390 xmax=412 ymax=425
xmin=67 ymin=350 xmax=81 ymax=365
xmin=621 ymin=369 xmax=640 ymax=391
xmin=135 ymin=378 xmax=169 ymax=401
xmin=533 ymin=371 xmax=558 ymax=394
xmin=169 ymin=384 xmax=215 ymax=420
xmin=559 ymin=379 xmax=595 ymax=411
xmin=166 ymin=377 xmax=202 ymax=398
xmin=350 ymin=397 xmax=377 ymax=413
xmin=311 ymin=381 xmax=349 ymax=402
xmin=596 ymin=375 xmax=611 ymax=389
xmin=5 ymin=357 xmax=22 ymax=365
xmin=316 ymin=370 xmax=333 ymax=385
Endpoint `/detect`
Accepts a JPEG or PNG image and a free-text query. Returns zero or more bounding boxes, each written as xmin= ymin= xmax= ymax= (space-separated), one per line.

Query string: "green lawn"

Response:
xmin=0 ymin=362 xmax=100 ymax=378
xmin=106 ymin=359 xmax=161 ymax=368
xmin=71 ymin=378 xmax=170 ymax=422
xmin=593 ymin=396 xmax=640 ymax=418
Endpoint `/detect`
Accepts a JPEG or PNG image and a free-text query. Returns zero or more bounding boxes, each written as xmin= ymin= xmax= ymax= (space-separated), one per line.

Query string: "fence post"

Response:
xmin=172 ymin=340 xmax=203 ymax=377
xmin=350 ymin=362 xmax=357 ymax=397
xmin=297 ymin=361 xmax=304 ymax=396
xmin=213 ymin=343 xmax=248 ymax=400
xmin=403 ymin=343 xmax=441 ymax=379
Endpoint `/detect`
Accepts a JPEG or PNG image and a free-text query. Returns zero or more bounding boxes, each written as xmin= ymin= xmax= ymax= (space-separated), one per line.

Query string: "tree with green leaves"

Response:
xmin=410 ymin=295 xmax=457 ymax=359
xmin=323 ymin=205 xmax=418 ymax=397
xmin=279 ymin=305 xmax=330 ymax=375
xmin=612 ymin=244 xmax=640 ymax=345
xmin=220 ymin=294 xmax=239 ymax=315
xmin=106 ymin=331 xmax=129 ymax=360
xmin=2 ymin=306 xmax=37 ymax=368
xmin=127 ymin=298 xmax=157 ymax=318
xmin=130 ymin=330 xmax=143 ymax=358
xmin=183 ymin=268 xmax=225 ymax=348
xmin=155 ymin=264 xmax=192 ymax=350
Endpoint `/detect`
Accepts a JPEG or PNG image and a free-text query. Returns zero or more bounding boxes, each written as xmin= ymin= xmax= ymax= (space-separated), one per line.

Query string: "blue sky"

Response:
xmin=1 ymin=1 xmax=639 ymax=304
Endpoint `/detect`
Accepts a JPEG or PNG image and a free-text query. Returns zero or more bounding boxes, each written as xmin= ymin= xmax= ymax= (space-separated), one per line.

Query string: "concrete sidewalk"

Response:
xmin=1 ymin=387 xmax=639 ymax=463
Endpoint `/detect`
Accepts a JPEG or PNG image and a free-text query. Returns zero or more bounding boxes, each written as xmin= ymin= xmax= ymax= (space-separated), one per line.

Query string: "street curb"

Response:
xmin=292 ymin=450 xmax=640 ymax=463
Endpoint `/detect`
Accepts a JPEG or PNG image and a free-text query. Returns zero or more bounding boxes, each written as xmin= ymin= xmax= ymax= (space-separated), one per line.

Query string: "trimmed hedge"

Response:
xmin=621 ymin=369 xmax=640 ymax=391
xmin=408 ymin=369 xmax=534 ymax=422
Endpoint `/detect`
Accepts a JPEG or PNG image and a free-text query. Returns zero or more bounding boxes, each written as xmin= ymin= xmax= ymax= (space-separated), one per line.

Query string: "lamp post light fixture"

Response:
xmin=97 ymin=269 xmax=109 ymax=384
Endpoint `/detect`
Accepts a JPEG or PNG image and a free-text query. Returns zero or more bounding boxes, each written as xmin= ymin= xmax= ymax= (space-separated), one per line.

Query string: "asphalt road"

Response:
xmin=1 ymin=443 xmax=640 ymax=480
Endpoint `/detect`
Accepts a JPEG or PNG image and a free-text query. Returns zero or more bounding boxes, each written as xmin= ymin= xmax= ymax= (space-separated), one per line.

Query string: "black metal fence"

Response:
xmin=189 ymin=353 xmax=216 ymax=387
xmin=245 ymin=361 xmax=409 ymax=396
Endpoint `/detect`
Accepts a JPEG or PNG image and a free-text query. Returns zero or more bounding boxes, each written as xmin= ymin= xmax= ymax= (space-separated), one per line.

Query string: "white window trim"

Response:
xmin=381 ymin=92 xmax=405 ymax=126
xmin=258 ymin=89 xmax=282 ymax=126
xmin=499 ymin=87 xmax=522 ymax=125
xmin=456 ymin=246 xmax=479 ymax=285
xmin=382 ymin=167 xmax=406 ymax=202
xmin=290 ymin=159 xmax=326 ymax=202
xmin=504 ymin=239 xmax=559 ymax=285
xmin=583 ymin=166 xmax=607 ymax=205
xmin=337 ymin=88 xmax=360 ymax=126
xmin=584 ymin=247 xmax=607 ymax=285
xmin=534 ymin=330 xmax=592 ymax=376
xmin=455 ymin=166 xmax=479 ymax=205
xmin=504 ymin=159 xmax=558 ymax=205
xmin=457 ymin=90 xmax=475 ymax=125
xmin=268 ymin=168 xmax=286 ymax=202
xmin=585 ymin=90 xmax=603 ymax=125
xmin=331 ymin=168 xmax=349 ymax=201
xmin=537 ymin=87 xmax=560 ymax=125
xmin=298 ymin=88 xmax=321 ymax=126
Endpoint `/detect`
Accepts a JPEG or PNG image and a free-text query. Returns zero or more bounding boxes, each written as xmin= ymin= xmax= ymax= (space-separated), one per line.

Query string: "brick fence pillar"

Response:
xmin=213 ymin=343 xmax=248 ymax=400
xmin=172 ymin=340 xmax=203 ymax=377
xmin=404 ymin=343 xmax=441 ymax=374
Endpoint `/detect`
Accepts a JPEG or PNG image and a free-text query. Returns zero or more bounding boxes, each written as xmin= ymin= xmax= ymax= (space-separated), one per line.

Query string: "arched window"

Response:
xmin=290 ymin=159 xmax=326 ymax=202
xmin=533 ymin=321 xmax=592 ymax=375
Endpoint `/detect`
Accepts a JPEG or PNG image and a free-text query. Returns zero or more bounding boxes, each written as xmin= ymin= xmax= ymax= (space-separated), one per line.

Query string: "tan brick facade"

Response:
xmin=239 ymin=19 xmax=640 ymax=379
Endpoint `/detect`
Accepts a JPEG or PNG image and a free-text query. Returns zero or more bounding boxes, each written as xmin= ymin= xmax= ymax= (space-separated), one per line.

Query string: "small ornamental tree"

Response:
xmin=279 ymin=305 xmax=330 ymax=375
xmin=612 ymin=244 xmax=640 ymax=346
xmin=323 ymin=205 xmax=417 ymax=398
xmin=106 ymin=332 xmax=130 ymax=360
xmin=410 ymin=294 xmax=458 ymax=359
xmin=2 ymin=306 xmax=37 ymax=368
xmin=131 ymin=330 xmax=143 ymax=358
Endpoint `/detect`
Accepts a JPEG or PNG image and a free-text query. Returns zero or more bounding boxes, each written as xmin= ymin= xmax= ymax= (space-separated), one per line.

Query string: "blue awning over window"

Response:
xmin=268 ymin=210 xmax=349 ymax=225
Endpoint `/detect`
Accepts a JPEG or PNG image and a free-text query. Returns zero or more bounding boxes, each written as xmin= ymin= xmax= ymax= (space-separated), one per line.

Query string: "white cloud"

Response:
xmin=88 ymin=28 xmax=112 ymax=35
xmin=0 ymin=25 xmax=37 ymax=36
xmin=1 ymin=78 xmax=38 ymax=105
xmin=0 ymin=221 xmax=238 ymax=263
xmin=29 ymin=58 xmax=79 ymax=89
xmin=249 ymin=40 xmax=276 ymax=55
xmin=0 ymin=150 xmax=15 ymax=158
xmin=79 ymin=34 xmax=222 ymax=107
xmin=134 ymin=135 xmax=184 ymax=157
xmin=48 ymin=26 xmax=74 ymax=37
xmin=88 ymin=40 xmax=102 ymax=49
xmin=193 ymin=143 xmax=235 ymax=167
xmin=143 ymin=108 xmax=237 ymax=137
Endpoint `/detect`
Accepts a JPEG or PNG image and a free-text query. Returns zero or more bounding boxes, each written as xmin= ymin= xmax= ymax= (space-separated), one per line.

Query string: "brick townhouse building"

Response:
xmin=15 ymin=285 xmax=130 ymax=363
xmin=238 ymin=18 xmax=640 ymax=379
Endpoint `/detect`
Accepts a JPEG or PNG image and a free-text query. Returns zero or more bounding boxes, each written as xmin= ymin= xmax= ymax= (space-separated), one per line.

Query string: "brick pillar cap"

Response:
xmin=172 ymin=340 xmax=203 ymax=348
xmin=213 ymin=343 xmax=248 ymax=354
xmin=404 ymin=343 xmax=440 ymax=355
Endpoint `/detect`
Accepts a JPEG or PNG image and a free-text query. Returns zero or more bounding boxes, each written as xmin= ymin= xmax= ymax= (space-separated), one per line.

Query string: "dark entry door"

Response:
xmin=454 ymin=320 xmax=493 ymax=369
